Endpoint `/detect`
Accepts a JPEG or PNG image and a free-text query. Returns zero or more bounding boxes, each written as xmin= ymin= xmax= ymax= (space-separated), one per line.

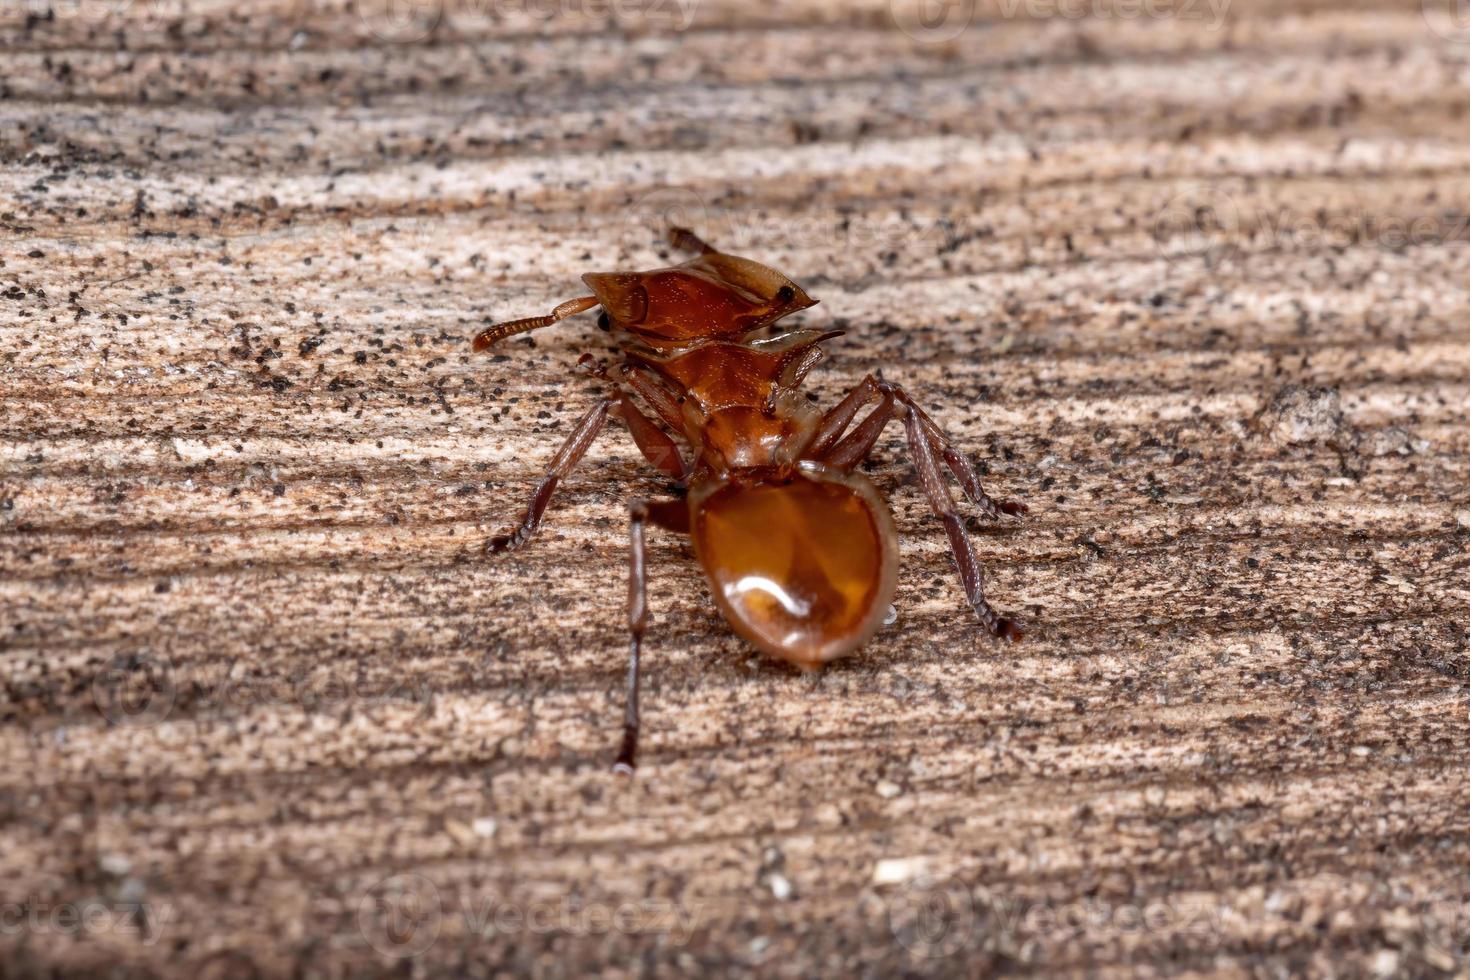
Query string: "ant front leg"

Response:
xmin=807 ymin=375 xmax=883 ymax=458
xmin=488 ymin=393 xmax=688 ymax=555
xmin=614 ymin=497 xmax=688 ymax=774
xmin=487 ymin=398 xmax=613 ymax=555
xmin=612 ymin=394 xmax=687 ymax=481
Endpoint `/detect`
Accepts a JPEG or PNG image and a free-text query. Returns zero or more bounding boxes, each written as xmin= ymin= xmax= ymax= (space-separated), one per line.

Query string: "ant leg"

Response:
xmin=807 ymin=374 xmax=882 ymax=458
xmin=613 ymin=395 xmax=686 ymax=480
xmin=613 ymin=497 xmax=688 ymax=773
xmin=622 ymin=365 xmax=690 ymax=435
xmin=487 ymin=398 xmax=612 ymax=554
xmin=901 ymin=397 xmax=1027 ymax=519
xmin=614 ymin=499 xmax=649 ymax=774
xmin=668 ymin=226 xmax=716 ymax=255
xmin=822 ymin=390 xmax=899 ymax=470
xmin=903 ymin=408 xmax=1023 ymax=643
xmin=820 ymin=381 xmax=1025 ymax=521
xmin=473 ymin=295 xmax=599 ymax=351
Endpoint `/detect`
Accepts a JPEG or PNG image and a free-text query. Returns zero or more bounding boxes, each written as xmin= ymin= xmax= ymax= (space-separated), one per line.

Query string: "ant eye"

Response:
xmin=597 ymin=312 xmax=611 ymax=331
xmin=776 ymin=286 xmax=795 ymax=303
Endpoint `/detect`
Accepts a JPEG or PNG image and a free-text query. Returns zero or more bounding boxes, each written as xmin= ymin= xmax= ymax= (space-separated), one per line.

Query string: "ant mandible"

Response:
xmin=475 ymin=227 xmax=1027 ymax=773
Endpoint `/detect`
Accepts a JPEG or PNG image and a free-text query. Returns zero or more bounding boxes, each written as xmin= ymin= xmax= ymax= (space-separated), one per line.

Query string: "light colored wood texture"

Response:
xmin=3 ymin=1 xmax=1470 ymax=976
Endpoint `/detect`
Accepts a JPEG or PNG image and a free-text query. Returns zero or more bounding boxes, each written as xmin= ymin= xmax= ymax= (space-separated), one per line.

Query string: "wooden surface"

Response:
xmin=4 ymin=1 xmax=1470 ymax=976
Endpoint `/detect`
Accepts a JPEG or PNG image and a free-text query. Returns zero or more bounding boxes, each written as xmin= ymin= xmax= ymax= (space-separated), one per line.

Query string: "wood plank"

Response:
xmin=2 ymin=1 xmax=1469 ymax=976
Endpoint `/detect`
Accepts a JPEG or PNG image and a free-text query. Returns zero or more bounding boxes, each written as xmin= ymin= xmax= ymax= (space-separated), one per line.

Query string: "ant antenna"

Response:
xmin=472 ymin=296 xmax=599 ymax=351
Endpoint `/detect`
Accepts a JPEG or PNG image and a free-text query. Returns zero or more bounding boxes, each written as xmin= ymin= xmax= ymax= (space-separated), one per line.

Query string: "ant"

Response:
xmin=475 ymin=227 xmax=1027 ymax=773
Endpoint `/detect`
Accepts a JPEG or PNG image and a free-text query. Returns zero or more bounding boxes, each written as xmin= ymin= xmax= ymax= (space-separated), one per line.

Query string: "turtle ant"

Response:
xmin=475 ymin=227 xmax=1026 ymax=772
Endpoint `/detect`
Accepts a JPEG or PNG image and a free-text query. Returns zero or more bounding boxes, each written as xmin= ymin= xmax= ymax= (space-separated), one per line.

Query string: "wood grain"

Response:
xmin=3 ymin=1 xmax=1470 ymax=976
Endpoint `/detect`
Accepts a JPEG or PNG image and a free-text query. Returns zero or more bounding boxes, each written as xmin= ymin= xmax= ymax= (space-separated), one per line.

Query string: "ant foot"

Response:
xmin=994 ymin=617 xmax=1024 ymax=643
xmin=612 ymin=725 xmax=639 ymax=775
xmin=485 ymin=528 xmax=530 ymax=555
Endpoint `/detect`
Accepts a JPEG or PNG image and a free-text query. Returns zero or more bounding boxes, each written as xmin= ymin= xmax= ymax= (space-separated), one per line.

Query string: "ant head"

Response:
xmin=582 ymin=251 xmax=816 ymax=343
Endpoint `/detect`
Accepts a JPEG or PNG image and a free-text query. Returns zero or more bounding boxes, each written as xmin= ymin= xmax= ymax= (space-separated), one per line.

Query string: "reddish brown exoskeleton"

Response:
xmin=475 ymin=228 xmax=1026 ymax=772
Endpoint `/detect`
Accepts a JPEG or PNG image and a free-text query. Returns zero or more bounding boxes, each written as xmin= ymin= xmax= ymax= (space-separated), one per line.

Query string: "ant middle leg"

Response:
xmin=902 ymin=407 xmax=1022 ymax=642
xmin=814 ymin=376 xmax=1026 ymax=521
